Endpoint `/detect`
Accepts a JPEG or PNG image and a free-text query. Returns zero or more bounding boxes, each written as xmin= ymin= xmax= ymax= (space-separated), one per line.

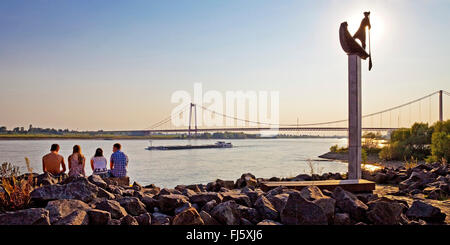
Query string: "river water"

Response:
xmin=0 ymin=138 xmax=348 ymax=188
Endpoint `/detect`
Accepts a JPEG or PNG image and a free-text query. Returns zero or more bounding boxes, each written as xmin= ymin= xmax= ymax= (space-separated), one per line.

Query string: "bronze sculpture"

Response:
xmin=339 ymin=12 xmax=373 ymax=70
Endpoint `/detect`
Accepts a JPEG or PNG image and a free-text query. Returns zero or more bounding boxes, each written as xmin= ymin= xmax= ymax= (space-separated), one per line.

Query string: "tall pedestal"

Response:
xmin=348 ymin=55 xmax=362 ymax=179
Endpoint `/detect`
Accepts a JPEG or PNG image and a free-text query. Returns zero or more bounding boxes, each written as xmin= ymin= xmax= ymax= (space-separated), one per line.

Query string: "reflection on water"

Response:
xmin=0 ymin=138 xmax=349 ymax=188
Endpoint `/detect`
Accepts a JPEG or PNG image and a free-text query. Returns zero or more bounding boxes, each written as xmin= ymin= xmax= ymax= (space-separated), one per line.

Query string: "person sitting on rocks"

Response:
xmin=110 ymin=143 xmax=128 ymax=178
xmin=68 ymin=145 xmax=86 ymax=177
xmin=42 ymin=144 xmax=66 ymax=175
xmin=90 ymin=148 xmax=110 ymax=178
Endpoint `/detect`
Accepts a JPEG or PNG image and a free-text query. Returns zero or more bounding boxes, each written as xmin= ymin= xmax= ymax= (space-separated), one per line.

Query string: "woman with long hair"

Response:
xmin=68 ymin=145 xmax=86 ymax=177
xmin=90 ymin=148 xmax=109 ymax=177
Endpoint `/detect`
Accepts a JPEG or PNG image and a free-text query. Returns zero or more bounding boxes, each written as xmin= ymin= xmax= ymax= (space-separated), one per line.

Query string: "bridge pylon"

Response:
xmin=188 ymin=103 xmax=198 ymax=138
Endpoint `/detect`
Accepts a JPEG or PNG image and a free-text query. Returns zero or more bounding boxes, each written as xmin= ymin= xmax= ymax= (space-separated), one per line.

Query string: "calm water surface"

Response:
xmin=0 ymin=138 xmax=348 ymax=188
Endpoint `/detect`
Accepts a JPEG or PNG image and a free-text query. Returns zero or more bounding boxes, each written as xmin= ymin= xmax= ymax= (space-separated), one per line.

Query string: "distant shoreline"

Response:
xmin=0 ymin=135 xmax=345 ymax=140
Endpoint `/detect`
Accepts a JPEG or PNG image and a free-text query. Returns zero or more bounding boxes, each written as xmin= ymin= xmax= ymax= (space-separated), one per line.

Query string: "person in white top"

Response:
xmin=90 ymin=148 xmax=109 ymax=177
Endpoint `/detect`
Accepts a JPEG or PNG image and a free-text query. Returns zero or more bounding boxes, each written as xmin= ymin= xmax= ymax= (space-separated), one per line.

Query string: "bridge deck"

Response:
xmin=260 ymin=179 xmax=375 ymax=193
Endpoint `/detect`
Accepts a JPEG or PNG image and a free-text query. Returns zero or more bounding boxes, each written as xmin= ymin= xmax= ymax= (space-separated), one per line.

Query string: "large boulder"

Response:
xmin=45 ymin=199 xmax=91 ymax=224
xmin=332 ymin=187 xmax=368 ymax=222
xmin=35 ymin=172 xmax=59 ymax=186
xmin=0 ymin=208 xmax=50 ymax=225
xmin=254 ymin=195 xmax=279 ymax=221
xmin=406 ymin=200 xmax=446 ymax=223
xmin=241 ymin=187 xmax=263 ymax=206
xmin=221 ymin=192 xmax=252 ymax=207
xmin=120 ymin=215 xmax=139 ymax=225
xmin=300 ymin=186 xmax=335 ymax=222
xmin=235 ymin=173 xmax=258 ymax=188
xmin=280 ymin=192 xmax=328 ymax=225
xmin=53 ymin=210 xmax=89 ymax=225
xmin=190 ymin=192 xmax=223 ymax=206
xmin=200 ymin=200 xmax=218 ymax=213
xmin=211 ymin=200 xmax=241 ymax=225
xmin=117 ymin=197 xmax=147 ymax=216
xmin=88 ymin=175 xmax=108 ymax=189
xmin=94 ymin=200 xmax=128 ymax=219
xmin=172 ymin=207 xmax=204 ymax=225
xmin=88 ymin=209 xmax=111 ymax=225
xmin=199 ymin=210 xmax=220 ymax=225
xmin=31 ymin=177 xmax=99 ymax=203
xmin=333 ymin=213 xmax=351 ymax=225
xmin=366 ymin=197 xmax=405 ymax=225
xmin=158 ymin=194 xmax=190 ymax=213
xmin=266 ymin=193 xmax=289 ymax=213
xmin=237 ymin=205 xmax=261 ymax=224
xmin=135 ymin=212 xmax=152 ymax=225
xmin=151 ymin=212 xmax=171 ymax=225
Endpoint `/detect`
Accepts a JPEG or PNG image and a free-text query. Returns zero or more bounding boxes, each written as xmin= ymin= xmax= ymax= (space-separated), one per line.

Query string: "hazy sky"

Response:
xmin=1 ymin=0 xmax=449 ymax=130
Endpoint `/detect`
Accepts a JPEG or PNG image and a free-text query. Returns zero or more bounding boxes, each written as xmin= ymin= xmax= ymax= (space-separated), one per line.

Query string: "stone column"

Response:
xmin=348 ymin=54 xmax=362 ymax=179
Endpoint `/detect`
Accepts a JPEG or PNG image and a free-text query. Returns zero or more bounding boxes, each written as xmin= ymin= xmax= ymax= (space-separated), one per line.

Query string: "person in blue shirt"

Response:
xmin=109 ymin=143 xmax=128 ymax=178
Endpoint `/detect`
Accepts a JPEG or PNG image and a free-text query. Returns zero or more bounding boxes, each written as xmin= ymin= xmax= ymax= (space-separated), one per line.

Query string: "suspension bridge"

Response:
xmin=104 ymin=90 xmax=449 ymax=136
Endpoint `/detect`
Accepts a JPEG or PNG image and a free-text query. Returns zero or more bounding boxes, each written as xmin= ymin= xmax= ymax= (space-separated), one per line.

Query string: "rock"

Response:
xmin=53 ymin=210 xmax=89 ymax=225
xmin=107 ymin=219 xmax=121 ymax=225
xmin=332 ymin=187 xmax=368 ymax=222
xmin=207 ymin=179 xmax=235 ymax=192
xmin=97 ymin=187 xmax=115 ymax=199
xmin=36 ymin=172 xmax=59 ymax=186
xmin=292 ymin=174 xmax=312 ymax=181
xmin=266 ymin=194 xmax=289 ymax=213
xmin=355 ymin=222 xmax=367 ymax=225
xmin=159 ymin=188 xmax=182 ymax=195
xmin=31 ymin=177 xmax=99 ymax=203
xmin=88 ymin=175 xmax=108 ymax=189
xmin=399 ymin=170 xmax=431 ymax=191
xmin=280 ymin=192 xmax=328 ymax=225
xmin=135 ymin=212 xmax=152 ymax=225
xmin=211 ymin=200 xmax=241 ymax=225
xmin=139 ymin=194 xmax=158 ymax=211
xmin=201 ymin=200 xmax=218 ymax=213
xmin=190 ymin=192 xmax=223 ymax=206
xmin=175 ymin=202 xmax=193 ymax=215
xmin=185 ymin=184 xmax=202 ymax=193
xmin=199 ymin=210 xmax=220 ymax=225
xmin=355 ymin=193 xmax=378 ymax=204
xmin=240 ymin=218 xmax=253 ymax=225
xmin=45 ymin=199 xmax=91 ymax=224
xmin=151 ymin=212 xmax=171 ymax=225
xmin=257 ymin=219 xmax=282 ymax=225
xmin=172 ymin=207 xmax=204 ymax=225
xmin=366 ymin=197 xmax=404 ymax=225
xmin=333 ymin=213 xmax=351 ymax=225
xmin=0 ymin=208 xmax=50 ymax=225
xmin=241 ymin=187 xmax=263 ymax=205
xmin=88 ymin=209 xmax=111 ymax=225
xmin=94 ymin=200 xmax=128 ymax=219
xmin=182 ymin=188 xmax=197 ymax=198
xmin=406 ymin=200 xmax=446 ymax=223
xmin=107 ymin=185 xmax=124 ymax=195
xmin=132 ymin=182 xmax=143 ymax=191
xmin=120 ymin=215 xmax=139 ymax=225
xmin=117 ymin=197 xmax=147 ymax=216
xmin=299 ymin=186 xmax=336 ymax=222
xmin=143 ymin=186 xmax=161 ymax=195
xmin=221 ymin=192 xmax=252 ymax=207
xmin=374 ymin=172 xmax=387 ymax=184
xmin=158 ymin=194 xmax=190 ymax=213
xmin=235 ymin=173 xmax=257 ymax=188
xmin=254 ymin=195 xmax=278 ymax=221
xmin=237 ymin=205 xmax=261 ymax=224
xmin=430 ymin=166 xmax=448 ymax=176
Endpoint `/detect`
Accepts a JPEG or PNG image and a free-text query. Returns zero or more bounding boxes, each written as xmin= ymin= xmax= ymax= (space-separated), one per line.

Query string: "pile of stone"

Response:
xmin=0 ymin=172 xmax=446 ymax=225
xmin=363 ymin=162 xmax=450 ymax=200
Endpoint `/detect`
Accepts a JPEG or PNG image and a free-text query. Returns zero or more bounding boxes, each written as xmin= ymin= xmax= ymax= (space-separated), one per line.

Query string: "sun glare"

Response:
xmin=347 ymin=12 xmax=385 ymax=45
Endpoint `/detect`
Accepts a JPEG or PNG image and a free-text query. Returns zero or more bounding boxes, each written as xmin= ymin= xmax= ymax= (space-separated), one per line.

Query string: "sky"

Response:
xmin=0 ymin=0 xmax=449 ymax=131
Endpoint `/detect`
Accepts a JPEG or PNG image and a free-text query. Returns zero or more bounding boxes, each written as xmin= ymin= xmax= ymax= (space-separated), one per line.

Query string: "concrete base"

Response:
xmin=348 ymin=55 xmax=362 ymax=179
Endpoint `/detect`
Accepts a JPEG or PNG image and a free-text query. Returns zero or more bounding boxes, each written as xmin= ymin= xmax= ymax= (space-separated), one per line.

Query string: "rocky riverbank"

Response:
xmin=0 ymin=165 xmax=448 ymax=225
